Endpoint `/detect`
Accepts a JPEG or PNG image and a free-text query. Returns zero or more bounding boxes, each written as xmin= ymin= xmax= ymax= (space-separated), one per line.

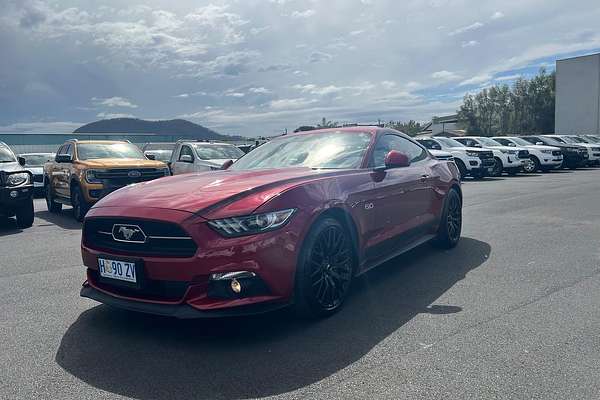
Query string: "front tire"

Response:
xmin=294 ymin=218 xmax=355 ymax=318
xmin=16 ymin=199 xmax=34 ymax=228
xmin=491 ymin=157 xmax=503 ymax=177
xmin=432 ymin=188 xmax=462 ymax=249
xmin=454 ymin=159 xmax=467 ymax=180
xmin=524 ymin=156 xmax=539 ymax=173
xmin=71 ymin=184 xmax=89 ymax=222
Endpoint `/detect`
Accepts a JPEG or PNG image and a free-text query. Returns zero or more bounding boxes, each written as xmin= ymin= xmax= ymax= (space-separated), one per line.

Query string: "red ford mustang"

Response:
xmin=80 ymin=127 xmax=462 ymax=318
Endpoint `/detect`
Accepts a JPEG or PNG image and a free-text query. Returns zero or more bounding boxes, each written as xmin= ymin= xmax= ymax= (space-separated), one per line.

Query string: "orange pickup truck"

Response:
xmin=44 ymin=140 xmax=169 ymax=221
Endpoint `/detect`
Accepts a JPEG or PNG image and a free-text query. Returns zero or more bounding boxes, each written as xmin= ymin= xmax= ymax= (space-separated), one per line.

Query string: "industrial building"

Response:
xmin=555 ymin=53 xmax=600 ymax=135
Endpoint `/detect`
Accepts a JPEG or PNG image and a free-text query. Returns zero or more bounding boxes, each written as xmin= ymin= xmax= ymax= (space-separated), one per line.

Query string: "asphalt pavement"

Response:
xmin=2 ymin=169 xmax=600 ymax=400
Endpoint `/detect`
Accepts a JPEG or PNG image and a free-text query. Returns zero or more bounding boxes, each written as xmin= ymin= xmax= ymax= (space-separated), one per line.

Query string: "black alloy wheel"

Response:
xmin=45 ymin=180 xmax=62 ymax=213
xmin=432 ymin=188 xmax=462 ymax=249
xmin=71 ymin=185 xmax=89 ymax=222
xmin=295 ymin=218 xmax=354 ymax=317
xmin=491 ymin=158 xmax=503 ymax=177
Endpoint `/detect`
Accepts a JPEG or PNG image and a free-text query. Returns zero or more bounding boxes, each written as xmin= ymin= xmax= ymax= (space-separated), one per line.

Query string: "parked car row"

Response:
xmin=416 ymin=134 xmax=600 ymax=179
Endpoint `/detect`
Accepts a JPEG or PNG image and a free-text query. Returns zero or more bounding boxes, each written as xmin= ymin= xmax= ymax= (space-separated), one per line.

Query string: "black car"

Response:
xmin=519 ymin=136 xmax=588 ymax=169
xmin=0 ymin=142 xmax=35 ymax=228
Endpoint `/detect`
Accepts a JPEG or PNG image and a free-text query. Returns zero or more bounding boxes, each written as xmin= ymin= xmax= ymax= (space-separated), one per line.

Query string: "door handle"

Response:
xmin=420 ymin=174 xmax=430 ymax=182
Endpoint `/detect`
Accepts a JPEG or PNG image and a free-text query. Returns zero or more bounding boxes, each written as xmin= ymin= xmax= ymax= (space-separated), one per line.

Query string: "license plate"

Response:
xmin=98 ymin=258 xmax=137 ymax=283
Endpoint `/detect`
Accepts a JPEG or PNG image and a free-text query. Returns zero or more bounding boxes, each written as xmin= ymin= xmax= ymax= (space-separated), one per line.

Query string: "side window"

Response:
xmin=56 ymin=145 xmax=66 ymax=158
xmin=495 ymin=138 xmax=510 ymax=146
xmin=420 ymin=139 xmax=442 ymax=150
xmin=371 ymin=134 xmax=428 ymax=167
xmin=179 ymin=145 xmax=194 ymax=161
xmin=65 ymin=144 xmax=73 ymax=158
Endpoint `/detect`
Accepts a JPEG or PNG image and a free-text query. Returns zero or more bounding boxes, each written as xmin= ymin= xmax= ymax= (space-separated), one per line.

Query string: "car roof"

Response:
xmin=70 ymin=140 xmax=131 ymax=144
xmin=289 ymin=126 xmax=382 ymax=135
xmin=20 ymin=152 xmax=55 ymax=155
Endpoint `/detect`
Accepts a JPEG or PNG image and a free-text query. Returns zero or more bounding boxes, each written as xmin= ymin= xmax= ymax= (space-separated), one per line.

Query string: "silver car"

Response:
xmin=170 ymin=141 xmax=245 ymax=175
xmin=19 ymin=153 xmax=55 ymax=194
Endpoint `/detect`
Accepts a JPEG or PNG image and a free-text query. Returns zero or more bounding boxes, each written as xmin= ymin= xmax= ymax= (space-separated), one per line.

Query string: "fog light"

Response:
xmin=10 ymin=190 xmax=18 ymax=198
xmin=231 ymin=279 xmax=242 ymax=294
xmin=210 ymin=271 xmax=256 ymax=280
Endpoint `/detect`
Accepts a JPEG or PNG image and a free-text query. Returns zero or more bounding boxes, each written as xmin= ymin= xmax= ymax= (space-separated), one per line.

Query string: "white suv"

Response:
xmin=454 ymin=136 xmax=528 ymax=176
xmin=416 ymin=136 xmax=495 ymax=179
xmin=545 ymin=135 xmax=600 ymax=166
xmin=492 ymin=136 xmax=563 ymax=172
xmin=170 ymin=141 xmax=245 ymax=175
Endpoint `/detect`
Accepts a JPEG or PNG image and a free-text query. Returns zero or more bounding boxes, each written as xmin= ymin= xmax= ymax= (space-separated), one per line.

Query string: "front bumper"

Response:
xmin=81 ymin=284 xmax=289 ymax=318
xmin=0 ymin=184 xmax=33 ymax=215
xmin=80 ymin=206 xmax=304 ymax=317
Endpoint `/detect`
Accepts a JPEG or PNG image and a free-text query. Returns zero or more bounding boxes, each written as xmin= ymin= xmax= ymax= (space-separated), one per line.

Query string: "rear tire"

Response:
xmin=71 ymin=184 xmax=89 ymax=222
xmin=15 ymin=199 xmax=34 ymax=228
xmin=45 ymin=180 xmax=62 ymax=213
xmin=432 ymin=188 xmax=462 ymax=249
xmin=294 ymin=217 xmax=355 ymax=318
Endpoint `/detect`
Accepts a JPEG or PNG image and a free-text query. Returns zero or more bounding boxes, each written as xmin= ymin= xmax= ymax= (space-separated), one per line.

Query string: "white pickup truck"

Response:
xmin=454 ymin=136 xmax=528 ymax=176
xmin=492 ymin=136 xmax=563 ymax=172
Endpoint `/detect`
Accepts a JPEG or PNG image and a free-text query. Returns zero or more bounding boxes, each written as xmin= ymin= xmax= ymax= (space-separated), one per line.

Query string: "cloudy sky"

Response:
xmin=1 ymin=0 xmax=600 ymax=136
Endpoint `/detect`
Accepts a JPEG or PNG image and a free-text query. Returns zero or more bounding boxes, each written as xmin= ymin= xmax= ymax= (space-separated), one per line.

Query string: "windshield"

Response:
xmin=143 ymin=143 xmax=175 ymax=151
xmin=584 ymin=136 xmax=600 ymax=143
xmin=23 ymin=154 xmax=54 ymax=166
xmin=77 ymin=143 xmax=146 ymax=160
xmin=509 ymin=137 xmax=534 ymax=146
xmin=0 ymin=146 xmax=17 ymax=162
xmin=477 ymin=137 xmax=503 ymax=147
xmin=192 ymin=144 xmax=244 ymax=160
xmin=434 ymin=137 xmax=465 ymax=148
xmin=549 ymin=137 xmax=566 ymax=143
xmin=230 ymin=131 xmax=373 ymax=170
xmin=145 ymin=150 xmax=172 ymax=162
xmin=572 ymin=136 xmax=590 ymax=143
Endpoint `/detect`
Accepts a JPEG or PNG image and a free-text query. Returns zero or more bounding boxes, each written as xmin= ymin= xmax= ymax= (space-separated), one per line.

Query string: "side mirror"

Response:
xmin=536 ymin=142 xmax=544 ymax=146
xmin=384 ymin=150 xmax=411 ymax=169
xmin=56 ymin=154 xmax=72 ymax=163
xmin=221 ymin=159 xmax=234 ymax=170
xmin=180 ymin=154 xmax=193 ymax=163
xmin=508 ymin=143 xmax=516 ymax=147
xmin=18 ymin=156 xmax=26 ymax=166
xmin=146 ymin=153 xmax=156 ymax=160
xmin=473 ymin=143 xmax=482 ymax=148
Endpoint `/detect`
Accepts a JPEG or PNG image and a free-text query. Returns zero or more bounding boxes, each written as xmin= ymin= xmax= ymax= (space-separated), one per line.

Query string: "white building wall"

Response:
xmin=555 ymin=53 xmax=600 ymax=135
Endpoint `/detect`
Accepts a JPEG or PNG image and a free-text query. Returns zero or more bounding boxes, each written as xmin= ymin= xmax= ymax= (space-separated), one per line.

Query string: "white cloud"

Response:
xmin=461 ymin=40 xmax=479 ymax=48
xmin=91 ymin=97 xmax=138 ymax=108
xmin=290 ymin=10 xmax=316 ymax=18
xmin=491 ymin=11 xmax=505 ymax=20
xmin=225 ymin=92 xmax=245 ymax=97
xmin=494 ymin=74 xmax=521 ymax=81
xmin=249 ymin=87 xmax=272 ymax=94
xmin=96 ymin=112 xmax=136 ymax=119
xmin=269 ymin=98 xmax=318 ymax=110
xmin=449 ymin=22 xmax=484 ymax=36
xmin=459 ymin=73 xmax=493 ymax=86
xmin=431 ymin=70 xmax=462 ymax=81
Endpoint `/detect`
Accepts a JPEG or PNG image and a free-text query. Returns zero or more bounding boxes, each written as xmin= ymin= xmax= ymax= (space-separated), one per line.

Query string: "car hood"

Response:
xmin=92 ymin=167 xmax=338 ymax=217
xmin=78 ymin=158 xmax=167 ymax=168
xmin=525 ymin=145 xmax=560 ymax=151
xmin=0 ymin=161 xmax=26 ymax=173
xmin=25 ymin=166 xmax=44 ymax=174
xmin=460 ymin=146 xmax=490 ymax=153
xmin=488 ymin=145 xmax=527 ymax=152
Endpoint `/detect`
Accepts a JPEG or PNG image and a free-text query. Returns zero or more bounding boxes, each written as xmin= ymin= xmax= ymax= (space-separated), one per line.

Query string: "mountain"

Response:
xmin=74 ymin=118 xmax=245 ymax=140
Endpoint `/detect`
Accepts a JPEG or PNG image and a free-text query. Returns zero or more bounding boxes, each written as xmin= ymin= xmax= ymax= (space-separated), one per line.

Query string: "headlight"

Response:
xmin=85 ymin=169 xmax=103 ymax=184
xmin=6 ymin=172 xmax=30 ymax=187
xmin=465 ymin=151 xmax=479 ymax=157
xmin=208 ymin=209 xmax=296 ymax=238
xmin=541 ymin=149 xmax=552 ymax=154
xmin=593 ymin=147 xmax=600 ymax=151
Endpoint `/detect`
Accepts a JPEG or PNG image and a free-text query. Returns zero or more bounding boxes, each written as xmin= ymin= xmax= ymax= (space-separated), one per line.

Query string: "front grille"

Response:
xmin=96 ymin=168 xmax=165 ymax=187
xmin=89 ymin=269 xmax=189 ymax=301
xmin=83 ymin=218 xmax=198 ymax=258
xmin=33 ymin=174 xmax=43 ymax=183
xmin=477 ymin=151 xmax=495 ymax=167
xmin=435 ymin=154 xmax=453 ymax=160
xmin=517 ymin=150 xmax=530 ymax=158
xmin=552 ymin=150 xmax=562 ymax=156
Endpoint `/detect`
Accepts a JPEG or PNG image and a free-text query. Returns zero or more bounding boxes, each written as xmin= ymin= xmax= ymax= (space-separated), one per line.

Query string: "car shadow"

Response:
xmin=0 ymin=218 xmax=23 ymax=236
xmin=35 ymin=209 xmax=82 ymax=230
xmin=56 ymin=237 xmax=490 ymax=400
